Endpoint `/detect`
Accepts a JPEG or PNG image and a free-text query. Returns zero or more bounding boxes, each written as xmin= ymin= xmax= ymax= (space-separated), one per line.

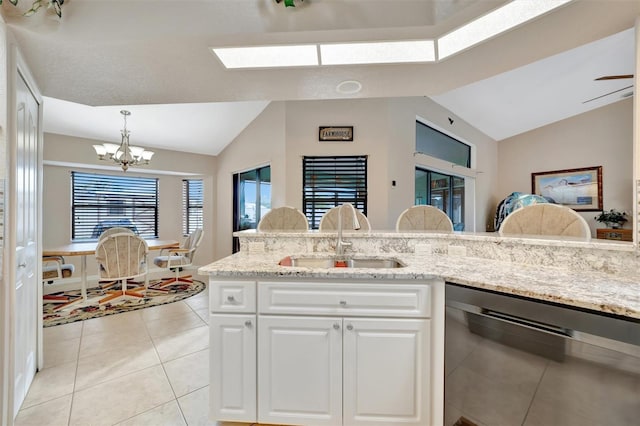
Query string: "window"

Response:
xmin=72 ymin=171 xmax=159 ymax=240
xmin=415 ymin=168 xmax=465 ymax=230
xmin=303 ymin=156 xmax=367 ymax=229
xmin=182 ymin=179 xmax=203 ymax=236
xmin=416 ymin=121 xmax=470 ymax=167
xmin=233 ymin=166 xmax=271 ymax=252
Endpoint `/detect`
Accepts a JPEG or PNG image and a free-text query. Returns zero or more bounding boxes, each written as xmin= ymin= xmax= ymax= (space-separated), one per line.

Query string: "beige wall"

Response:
xmin=497 ymin=98 xmax=633 ymax=235
xmin=214 ymin=96 xmax=500 ymax=259
xmin=43 ymin=133 xmax=217 ymax=274
xmin=215 ymin=102 xmax=286 ymax=259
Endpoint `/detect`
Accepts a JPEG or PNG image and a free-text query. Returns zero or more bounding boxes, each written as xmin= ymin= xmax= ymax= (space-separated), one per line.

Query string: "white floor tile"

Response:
xmin=43 ymin=321 xmax=83 ymax=342
xmin=152 ymin=325 xmax=209 ymax=363
xmin=164 ymin=349 xmax=209 ymax=397
xmin=43 ymin=337 xmax=80 ymax=368
xmin=140 ymin=301 xmax=194 ymax=322
xmin=81 ymin=310 xmax=145 ymax=337
xmin=177 ymin=387 xmax=215 ymax=426
xmin=69 ymin=365 xmax=175 ymax=426
xmin=79 ymin=326 xmax=151 ymax=359
xmin=15 ymin=394 xmax=72 ymax=426
xmin=75 ymin=339 xmax=161 ymax=391
xmin=22 ymin=361 xmax=77 ymax=409
xmin=144 ymin=310 xmax=206 ymax=339
xmin=116 ymin=400 xmax=187 ymax=426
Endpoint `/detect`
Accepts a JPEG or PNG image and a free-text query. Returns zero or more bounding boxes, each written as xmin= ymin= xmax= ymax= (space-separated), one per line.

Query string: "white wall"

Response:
xmin=498 ymin=98 xmax=633 ymax=235
xmin=42 ymin=132 xmax=217 ymax=274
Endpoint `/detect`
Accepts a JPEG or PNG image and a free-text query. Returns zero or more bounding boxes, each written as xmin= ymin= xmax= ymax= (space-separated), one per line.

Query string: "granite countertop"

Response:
xmin=199 ymin=251 xmax=640 ymax=321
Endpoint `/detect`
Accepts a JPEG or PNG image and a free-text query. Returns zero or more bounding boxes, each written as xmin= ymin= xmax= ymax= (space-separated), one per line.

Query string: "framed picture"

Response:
xmin=319 ymin=126 xmax=353 ymax=142
xmin=531 ymin=166 xmax=602 ymax=211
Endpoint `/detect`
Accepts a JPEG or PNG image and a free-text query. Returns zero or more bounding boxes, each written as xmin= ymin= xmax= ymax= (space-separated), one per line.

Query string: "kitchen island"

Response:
xmin=200 ymin=230 xmax=640 ymax=426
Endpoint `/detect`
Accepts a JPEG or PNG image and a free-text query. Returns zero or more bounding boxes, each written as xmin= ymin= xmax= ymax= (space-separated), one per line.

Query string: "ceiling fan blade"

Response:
xmin=583 ymin=85 xmax=634 ymax=104
xmin=594 ymin=74 xmax=634 ymax=81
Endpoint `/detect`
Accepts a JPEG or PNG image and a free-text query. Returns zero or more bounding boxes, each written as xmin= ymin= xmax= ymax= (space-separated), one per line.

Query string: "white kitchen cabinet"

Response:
xmin=343 ymin=318 xmax=430 ymax=426
xmin=258 ymin=316 xmax=343 ymax=426
xmin=209 ymin=277 xmax=444 ymax=426
xmin=209 ymin=314 xmax=256 ymax=422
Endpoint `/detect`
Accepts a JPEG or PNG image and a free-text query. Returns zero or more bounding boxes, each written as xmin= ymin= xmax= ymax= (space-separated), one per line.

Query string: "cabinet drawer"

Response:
xmin=210 ymin=280 xmax=256 ymax=313
xmin=258 ymin=281 xmax=431 ymax=318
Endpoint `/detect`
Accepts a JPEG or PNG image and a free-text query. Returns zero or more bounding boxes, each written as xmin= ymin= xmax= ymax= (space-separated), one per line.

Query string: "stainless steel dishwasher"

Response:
xmin=445 ymin=281 xmax=640 ymax=361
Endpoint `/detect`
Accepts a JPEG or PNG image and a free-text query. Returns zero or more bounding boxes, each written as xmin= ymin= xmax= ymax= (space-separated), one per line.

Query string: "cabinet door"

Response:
xmin=210 ymin=314 xmax=257 ymax=423
xmin=258 ymin=316 xmax=343 ymax=426
xmin=343 ymin=318 xmax=430 ymax=426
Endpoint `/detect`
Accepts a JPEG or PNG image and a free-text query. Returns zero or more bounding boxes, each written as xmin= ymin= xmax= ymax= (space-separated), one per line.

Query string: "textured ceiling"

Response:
xmin=1 ymin=0 xmax=638 ymax=154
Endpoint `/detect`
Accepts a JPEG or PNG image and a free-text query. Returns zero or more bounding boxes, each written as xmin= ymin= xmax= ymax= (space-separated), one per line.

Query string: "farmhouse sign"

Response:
xmin=318 ymin=126 xmax=353 ymax=142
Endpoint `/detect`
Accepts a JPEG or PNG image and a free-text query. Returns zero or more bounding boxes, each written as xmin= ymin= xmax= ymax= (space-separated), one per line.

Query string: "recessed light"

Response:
xmin=438 ymin=0 xmax=574 ymax=59
xmin=212 ymin=45 xmax=318 ymax=68
xmin=336 ymin=80 xmax=362 ymax=94
xmin=320 ymin=40 xmax=436 ymax=65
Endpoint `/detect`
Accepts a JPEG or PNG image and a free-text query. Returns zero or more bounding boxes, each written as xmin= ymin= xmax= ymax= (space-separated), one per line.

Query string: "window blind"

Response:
xmin=303 ymin=156 xmax=368 ymax=229
xmin=182 ymin=179 xmax=203 ymax=235
xmin=72 ymin=171 xmax=159 ymax=240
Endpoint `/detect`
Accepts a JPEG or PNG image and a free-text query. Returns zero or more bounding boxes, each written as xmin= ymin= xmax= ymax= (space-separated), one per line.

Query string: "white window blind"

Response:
xmin=183 ymin=179 xmax=203 ymax=235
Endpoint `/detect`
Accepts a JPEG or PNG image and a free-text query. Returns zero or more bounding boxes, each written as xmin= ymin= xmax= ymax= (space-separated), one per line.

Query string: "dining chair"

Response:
xmin=95 ymin=232 xmax=149 ymax=305
xmin=319 ymin=205 xmax=371 ymax=231
xmin=98 ymin=226 xmax=135 ymax=240
xmin=151 ymin=228 xmax=203 ymax=289
xmin=257 ymin=207 xmax=309 ymax=231
xmin=396 ymin=205 xmax=454 ymax=232
xmin=498 ymin=203 xmax=591 ymax=239
xmin=42 ymin=256 xmax=80 ymax=310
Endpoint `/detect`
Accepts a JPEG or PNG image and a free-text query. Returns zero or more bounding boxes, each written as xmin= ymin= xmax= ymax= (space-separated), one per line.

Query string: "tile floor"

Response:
xmin=14 ymin=284 xmax=640 ymax=426
xmin=15 ymin=276 xmax=212 ymax=426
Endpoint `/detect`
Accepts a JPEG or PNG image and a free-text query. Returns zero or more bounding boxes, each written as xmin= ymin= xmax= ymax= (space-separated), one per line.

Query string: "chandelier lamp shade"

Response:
xmin=93 ymin=110 xmax=154 ymax=172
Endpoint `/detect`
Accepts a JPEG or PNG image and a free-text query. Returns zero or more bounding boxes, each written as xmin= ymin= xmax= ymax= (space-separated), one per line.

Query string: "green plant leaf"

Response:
xmin=284 ymin=0 xmax=295 ymax=6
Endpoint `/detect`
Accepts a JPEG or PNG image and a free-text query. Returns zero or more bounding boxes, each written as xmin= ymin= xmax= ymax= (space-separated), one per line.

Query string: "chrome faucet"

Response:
xmin=336 ymin=203 xmax=361 ymax=257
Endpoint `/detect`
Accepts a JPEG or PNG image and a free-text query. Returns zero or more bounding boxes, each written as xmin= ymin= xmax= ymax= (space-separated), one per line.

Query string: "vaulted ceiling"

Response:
xmin=2 ymin=0 xmax=638 ymax=154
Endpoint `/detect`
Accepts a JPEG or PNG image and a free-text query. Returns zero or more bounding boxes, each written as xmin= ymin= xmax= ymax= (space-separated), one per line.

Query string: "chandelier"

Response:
xmin=93 ymin=110 xmax=154 ymax=172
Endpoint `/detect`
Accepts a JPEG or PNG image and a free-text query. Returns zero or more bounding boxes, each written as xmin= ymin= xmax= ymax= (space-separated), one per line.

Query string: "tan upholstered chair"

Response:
xmin=396 ymin=205 xmax=454 ymax=232
xmin=98 ymin=226 xmax=135 ymax=240
xmin=319 ymin=205 xmax=371 ymax=231
xmin=257 ymin=206 xmax=309 ymax=231
xmin=152 ymin=228 xmax=203 ymax=288
xmin=498 ymin=203 xmax=591 ymax=240
xmin=95 ymin=232 xmax=149 ymax=305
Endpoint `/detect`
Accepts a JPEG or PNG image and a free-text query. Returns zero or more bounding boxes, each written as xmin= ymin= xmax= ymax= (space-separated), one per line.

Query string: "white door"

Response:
xmin=209 ymin=314 xmax=256 ymax=423
xmin=258 ymin=316 xmax=342 ymax=426
xmin=343 ymin=318 xmax=430 ymax=426
xmin=13 ymin=71 xmax=39 ymax=416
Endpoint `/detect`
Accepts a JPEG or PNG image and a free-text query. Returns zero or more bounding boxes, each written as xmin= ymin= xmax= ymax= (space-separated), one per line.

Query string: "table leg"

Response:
xmin=81 ymin=255 xmax=87 ymax=301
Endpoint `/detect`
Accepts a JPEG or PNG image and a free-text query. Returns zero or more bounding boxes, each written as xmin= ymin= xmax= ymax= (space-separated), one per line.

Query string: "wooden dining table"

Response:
xmin=43 ymin=239 xmax=179 ymax=302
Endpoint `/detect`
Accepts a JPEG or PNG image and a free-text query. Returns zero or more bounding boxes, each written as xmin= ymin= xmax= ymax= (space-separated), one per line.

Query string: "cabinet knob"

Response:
xmin=227 ymin=295 xmax=235 ymax=303
xmin=346 ymin=324 xmax=354 ymax=331
xmin=245 ymin=320 xmax=252 ymax=327
xmin=339 ymin=300 xmax=347 ymax=306
xmin=333 ymin=323 xmax=340 ymax=330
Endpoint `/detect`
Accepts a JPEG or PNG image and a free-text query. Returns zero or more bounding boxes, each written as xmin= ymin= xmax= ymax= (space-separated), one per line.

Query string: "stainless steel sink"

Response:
xmin=280 ymin=256 xmax=405 ymax=269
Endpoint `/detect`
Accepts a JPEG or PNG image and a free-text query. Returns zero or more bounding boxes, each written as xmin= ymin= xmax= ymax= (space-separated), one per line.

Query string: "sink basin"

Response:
xmin=279 ymin=256 xmax=405 ymax=269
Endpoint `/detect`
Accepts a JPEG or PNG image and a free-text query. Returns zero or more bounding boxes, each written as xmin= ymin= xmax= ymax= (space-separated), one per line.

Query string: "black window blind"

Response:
xmin=182 ymin=179 xmax=203 ymax=235
xmin=72 ymin=171 xmax=159 ymax=240
xmin=303 ymin=156 xmax=367 ymax=229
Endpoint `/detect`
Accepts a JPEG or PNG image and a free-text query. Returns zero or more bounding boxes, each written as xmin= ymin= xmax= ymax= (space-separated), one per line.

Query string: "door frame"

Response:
xmin=0 ymin=22 xmax=44 ymax=424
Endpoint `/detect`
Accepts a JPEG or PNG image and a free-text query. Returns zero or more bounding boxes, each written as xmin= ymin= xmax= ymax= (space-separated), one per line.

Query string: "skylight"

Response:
xmin=320 ymin=40 xmax=436 ymax=65
xmin=438 ymin=0 xmax=574 ymax=59
xmin=212 ymin=45 xmax=318 ymax=69
xmin=211 ymin=0 xmax=574 ymax=68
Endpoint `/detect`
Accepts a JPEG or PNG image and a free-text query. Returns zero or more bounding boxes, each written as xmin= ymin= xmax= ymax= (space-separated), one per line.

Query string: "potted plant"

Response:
xmin=595 ymin=209 xmax=628 ymax=229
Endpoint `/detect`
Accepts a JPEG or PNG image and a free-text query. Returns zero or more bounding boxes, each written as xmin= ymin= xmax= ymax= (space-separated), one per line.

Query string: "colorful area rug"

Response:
xmin=43 ymin=279 xmax=205 ymax=327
